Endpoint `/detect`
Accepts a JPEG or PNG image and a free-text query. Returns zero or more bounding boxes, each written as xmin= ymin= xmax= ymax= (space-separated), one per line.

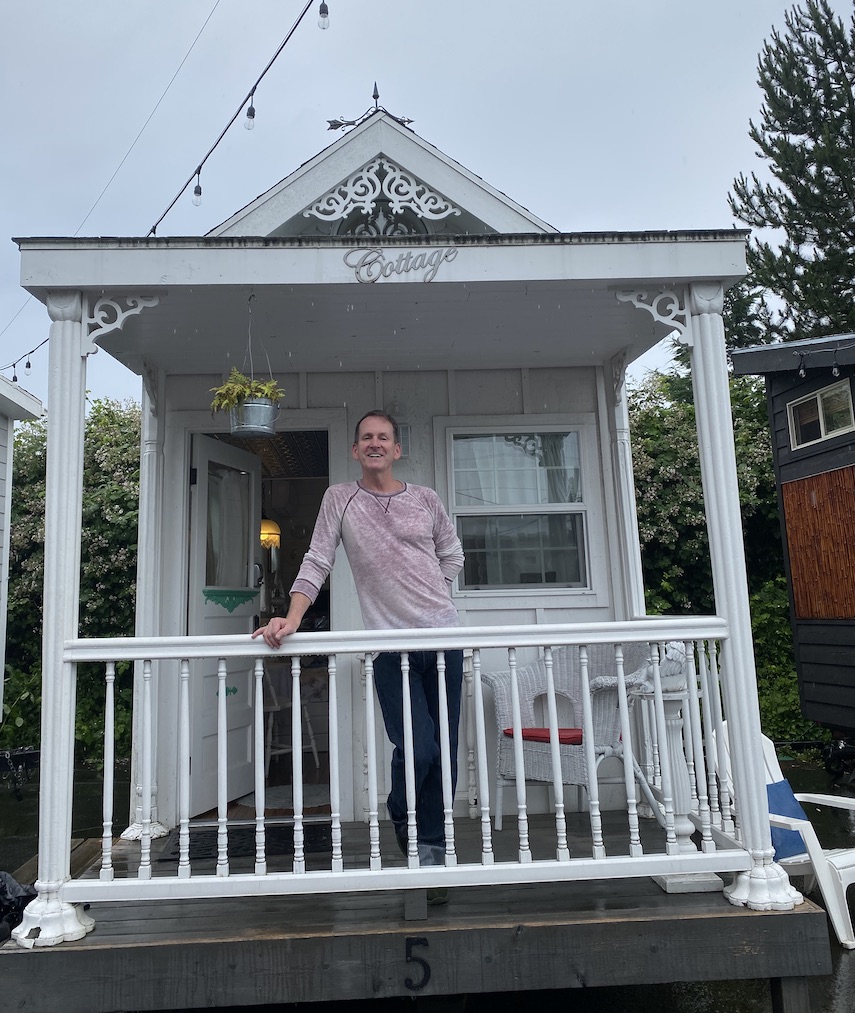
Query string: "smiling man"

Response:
xmin=254 ymin=410 xmax=464 ymax=892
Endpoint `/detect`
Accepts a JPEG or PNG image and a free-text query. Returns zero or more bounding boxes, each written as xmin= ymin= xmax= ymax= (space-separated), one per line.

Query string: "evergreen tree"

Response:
xmin=729 ymin=0 xmax=855 ymax=342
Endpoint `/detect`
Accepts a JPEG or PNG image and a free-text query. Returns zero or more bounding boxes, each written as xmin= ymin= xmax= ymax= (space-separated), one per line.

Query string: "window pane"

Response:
xmin=453 ymin=432 xmax=582 ymax=506
xmin=792 ymin=398 xmax=821 ymax=446
xmin=821 ymin=386 xmax=854 ymax=435
xmin=458 ymin=513 xmax=586 ymax=589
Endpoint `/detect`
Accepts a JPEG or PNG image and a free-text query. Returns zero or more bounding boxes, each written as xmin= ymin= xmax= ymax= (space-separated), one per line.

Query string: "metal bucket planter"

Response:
xmin=229 ymin=398 xmax=279 ymax=437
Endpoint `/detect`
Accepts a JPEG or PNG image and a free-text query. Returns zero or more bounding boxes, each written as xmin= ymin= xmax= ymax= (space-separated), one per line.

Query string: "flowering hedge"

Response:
xmin=1 ymin=399 xmax=140 ymax=758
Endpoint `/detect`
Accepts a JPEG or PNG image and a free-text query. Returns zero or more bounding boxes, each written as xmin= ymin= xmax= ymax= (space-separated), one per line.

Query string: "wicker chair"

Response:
xmin=481 ymin=643 xmax=657 ymax=829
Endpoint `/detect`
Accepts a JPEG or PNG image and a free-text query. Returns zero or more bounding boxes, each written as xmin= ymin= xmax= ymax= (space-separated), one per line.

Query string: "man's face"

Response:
xmin=352 ymin=418 xmax=401 ymax=474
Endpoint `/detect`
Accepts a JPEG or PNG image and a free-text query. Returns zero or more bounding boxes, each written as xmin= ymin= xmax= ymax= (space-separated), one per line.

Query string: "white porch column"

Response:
xmin=13 ymin=291 xmax=95 ymax=947
xmin=121 ymin=374 xmax=168 ymax=840
xmin=609 ymin=352 xmax=647 ymax=619
xmin=686 ymin=282 xmax=800 ymax=911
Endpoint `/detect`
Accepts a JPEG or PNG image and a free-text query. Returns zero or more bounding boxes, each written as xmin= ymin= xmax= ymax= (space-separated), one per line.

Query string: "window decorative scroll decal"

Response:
xmin=303 ymin=157 xmax=461 ymax=224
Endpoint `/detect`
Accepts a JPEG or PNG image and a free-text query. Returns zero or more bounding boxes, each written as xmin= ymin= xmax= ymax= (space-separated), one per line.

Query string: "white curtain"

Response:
xmin=206 ymin=464 xmax=249 ymax=586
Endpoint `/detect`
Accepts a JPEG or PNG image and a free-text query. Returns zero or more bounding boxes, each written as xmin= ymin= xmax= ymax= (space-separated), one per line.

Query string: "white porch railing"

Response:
xmin=15 ymin=616 xmax=798 ymax=948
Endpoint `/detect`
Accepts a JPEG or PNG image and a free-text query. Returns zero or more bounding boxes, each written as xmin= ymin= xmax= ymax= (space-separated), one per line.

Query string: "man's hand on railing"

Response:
xmin=252 ymin=615 xmax=301 ymax=648
xmin=253 ymin=591 xmax=313 ymax=647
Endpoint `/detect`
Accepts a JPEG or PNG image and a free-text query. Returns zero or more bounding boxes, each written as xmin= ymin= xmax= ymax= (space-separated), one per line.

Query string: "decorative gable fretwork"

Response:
xmin=303 ymin=157 xmax=461 ymax=236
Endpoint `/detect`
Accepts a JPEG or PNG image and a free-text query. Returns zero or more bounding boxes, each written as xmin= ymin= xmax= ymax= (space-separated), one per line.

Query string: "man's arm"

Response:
xmin=252 ymin=592 xmax=313 ymax=648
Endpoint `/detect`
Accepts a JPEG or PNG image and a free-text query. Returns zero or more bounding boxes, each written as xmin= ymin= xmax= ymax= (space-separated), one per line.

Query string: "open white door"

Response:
xmin=188 ymin=434 xmax=261 ymax=817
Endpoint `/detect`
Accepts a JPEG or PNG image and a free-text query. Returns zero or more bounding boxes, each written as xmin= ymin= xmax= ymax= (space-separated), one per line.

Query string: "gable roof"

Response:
xmin=209 ymin=111 xmax=556 ymax=238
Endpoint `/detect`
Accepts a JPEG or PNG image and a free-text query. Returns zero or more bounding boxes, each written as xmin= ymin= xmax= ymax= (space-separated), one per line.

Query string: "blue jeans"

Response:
xmin=372 ymin=650 xmax=464 ymax=848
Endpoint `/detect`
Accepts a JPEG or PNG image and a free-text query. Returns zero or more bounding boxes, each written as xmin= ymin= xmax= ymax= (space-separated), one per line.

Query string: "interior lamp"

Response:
xmin=260 ymin=517 xmax=281 ymax=550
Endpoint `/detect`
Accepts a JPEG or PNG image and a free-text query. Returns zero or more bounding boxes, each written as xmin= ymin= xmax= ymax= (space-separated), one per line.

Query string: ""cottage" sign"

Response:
xmin=344 ymin=246 xmax=458 ymax=284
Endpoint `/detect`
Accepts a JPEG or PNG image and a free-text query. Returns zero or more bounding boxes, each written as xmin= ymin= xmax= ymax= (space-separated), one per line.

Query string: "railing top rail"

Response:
xmin=64 ymin=616 xmax=728 ymax=663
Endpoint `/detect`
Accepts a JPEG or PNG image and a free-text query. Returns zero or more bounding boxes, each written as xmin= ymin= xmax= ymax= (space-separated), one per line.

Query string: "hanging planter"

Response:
xmin=210 ymin=367 xmax=285 ymax=438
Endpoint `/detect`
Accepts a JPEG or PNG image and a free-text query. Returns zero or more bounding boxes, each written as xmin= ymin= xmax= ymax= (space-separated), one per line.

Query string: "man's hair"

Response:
xmin=354 ymin=410 xmax=400 ymax=444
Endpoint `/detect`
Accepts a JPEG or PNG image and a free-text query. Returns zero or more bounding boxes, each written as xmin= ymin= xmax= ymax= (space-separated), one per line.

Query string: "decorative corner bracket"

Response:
xmin=616 ymin=288 xmax=692 ymax=347
xmin=84 ymin=294 xmax=160 ymax=353
xmin=611 ymin=348 xmax=629 ymax=404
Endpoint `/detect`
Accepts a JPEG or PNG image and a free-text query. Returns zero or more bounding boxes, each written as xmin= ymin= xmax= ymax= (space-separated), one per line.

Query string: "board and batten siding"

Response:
xmin=766 ymin=371 xmax=855 ymax=731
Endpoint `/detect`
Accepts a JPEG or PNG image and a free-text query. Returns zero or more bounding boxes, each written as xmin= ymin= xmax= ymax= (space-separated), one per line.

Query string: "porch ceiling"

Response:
xmin=97 ymin=279 xmax=668 ymax=376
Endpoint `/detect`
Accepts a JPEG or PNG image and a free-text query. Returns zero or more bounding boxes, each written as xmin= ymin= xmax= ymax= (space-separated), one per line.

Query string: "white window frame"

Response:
xmin=787 ymin=379 xmax=855 ymax=450
xmin=433 ymin=413 xmax=608 ymax=607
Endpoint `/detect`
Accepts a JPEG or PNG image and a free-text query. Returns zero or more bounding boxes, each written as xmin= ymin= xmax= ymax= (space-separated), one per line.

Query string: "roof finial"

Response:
xmin=327 ymin=84 xmax=413 ymax=132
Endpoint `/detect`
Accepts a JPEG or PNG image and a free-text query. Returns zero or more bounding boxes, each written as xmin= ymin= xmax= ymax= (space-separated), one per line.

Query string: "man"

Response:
xmin=253 ymin=410 xmax=464 ymax=879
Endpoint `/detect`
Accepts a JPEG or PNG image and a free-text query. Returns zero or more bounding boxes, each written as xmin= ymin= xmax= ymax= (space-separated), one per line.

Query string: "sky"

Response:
xmin=1 ymin=0 xmax=851 ymax=408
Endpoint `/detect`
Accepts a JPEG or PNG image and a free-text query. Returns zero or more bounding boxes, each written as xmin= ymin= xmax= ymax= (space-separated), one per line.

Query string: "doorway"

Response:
xmin=209 ymin=428 xmax=331 ymax=820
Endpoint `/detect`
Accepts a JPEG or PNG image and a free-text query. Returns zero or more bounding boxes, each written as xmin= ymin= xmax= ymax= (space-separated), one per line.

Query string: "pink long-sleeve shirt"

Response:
xmin=291 ymin=481 xmax=464 ymax=631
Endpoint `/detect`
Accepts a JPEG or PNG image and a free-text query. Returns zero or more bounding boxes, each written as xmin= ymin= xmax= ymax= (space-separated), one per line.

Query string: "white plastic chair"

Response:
xmin=481 ymin=643 xmax=660 ymax=830
xmin=721 ymin=722 xmax=855 ymax=949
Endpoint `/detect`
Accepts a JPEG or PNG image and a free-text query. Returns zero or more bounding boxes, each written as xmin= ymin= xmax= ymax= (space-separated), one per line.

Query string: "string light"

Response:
xmin=318 ymin=2 xmax=330 ymax=29
xmin=792 ymin=341 xmax=855 ymax=380
xmin=148 ymin=0 xmax=318 ymax=235
xmin=0 ymin=336 xmax=49 ymax=385
xmin=244 ymin=90 xmax=256 ymax=130
xmin=24 ymin=357 xmax=31 ymax=375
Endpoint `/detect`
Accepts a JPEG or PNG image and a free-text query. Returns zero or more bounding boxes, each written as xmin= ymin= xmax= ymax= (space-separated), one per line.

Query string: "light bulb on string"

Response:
xmin=245 ymin=93 xmax=256 ymax=130
xmin=24 ymin=357 xmax=31 ymax=375
xmin=12 ymin=364 xmax=18 ymax=383
xmin=318 ymin=2 xmax=330 ymax=29
xmin=832 ymin=353 xmax=840 ymax=378
xmin=192 ymin=169 xmax=203 ymax=207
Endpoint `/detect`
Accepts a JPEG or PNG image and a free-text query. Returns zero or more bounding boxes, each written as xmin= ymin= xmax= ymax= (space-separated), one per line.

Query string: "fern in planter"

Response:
xmin=210 ymin=367 xmax=285 ymax=413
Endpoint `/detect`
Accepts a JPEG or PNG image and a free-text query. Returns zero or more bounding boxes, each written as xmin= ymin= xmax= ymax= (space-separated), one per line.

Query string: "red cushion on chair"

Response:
xmin=502 ymin=727 xmax=583 ymax=745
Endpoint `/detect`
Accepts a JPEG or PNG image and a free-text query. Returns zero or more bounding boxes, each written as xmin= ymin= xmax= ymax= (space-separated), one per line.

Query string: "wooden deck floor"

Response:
xmin=1 ymin=814 xmax=834 ymax=1013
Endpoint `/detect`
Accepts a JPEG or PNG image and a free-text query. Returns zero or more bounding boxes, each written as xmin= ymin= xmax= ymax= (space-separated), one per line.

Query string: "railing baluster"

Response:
xmin=178 ymin=659 xmax=191 ymax=878
xmin=696 ymin=640 xmax=720 ymax=827
xmin=464 ymin=653 xmax=478 ymax=819
xmin=363 ymin=655 xmax=382 ymax=870
xmin=436 ymin=650 xmax=457 ymax=867
xmin=614 ymin=646 xmax=643 ymax=858
xmin=543 ymin=647 xmax=570 ymax=861
xmin=685 ymin=641 xmax=714 ymax=852
xmin=100 ymin=662 xmax=116 ymax=880
xmin=470 ymin=649 xmax=494 ymax=864
xmin=649 ymin=644 xmax=679 ymax=854
xmin=291 ymin=655 xmax=305 ymax=874
xmin=328 ymin=655 xmax=343 ymax=873
xmin=708 ymin=639 xmax=735 ymax=834
xmin=400 ymin=651 xmax=419 ymax=868
xmin=508 ymin=648 xmax=531 ymax=862
xmin=216 ymin=658 xmax=229 ymax=877
xmin=580 ymin=646 xmax=605 ymax=859
xmin=253 ymin=659 xmax=267 ymax=876
xmin=139 ymin=659 xmax=153 ymax=880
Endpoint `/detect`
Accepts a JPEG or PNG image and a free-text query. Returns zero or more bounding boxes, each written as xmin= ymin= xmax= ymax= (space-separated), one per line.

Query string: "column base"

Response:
xmin=11 ymin=896 xmax=95 ymax=949
xmin=724 ymin=862 xmax=803 ymax=911
xmin=120 ymin=820 xmax=168 ymax=841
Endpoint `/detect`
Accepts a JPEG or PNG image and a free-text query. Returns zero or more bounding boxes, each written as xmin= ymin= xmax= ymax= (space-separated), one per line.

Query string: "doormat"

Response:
xmin=156 ymin=823 xmax=332 ymax=861
xmin=235 ymin=784 xmax=330 ymax=810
